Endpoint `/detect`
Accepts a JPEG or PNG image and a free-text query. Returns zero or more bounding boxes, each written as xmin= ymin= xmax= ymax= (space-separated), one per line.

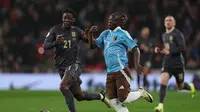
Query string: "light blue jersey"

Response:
xmin=94 ymin=26 xmax=137 ymax=73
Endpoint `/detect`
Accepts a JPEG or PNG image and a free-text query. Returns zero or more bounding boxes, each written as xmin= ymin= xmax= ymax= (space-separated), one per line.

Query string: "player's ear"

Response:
xmin=173 ymin=19 xmax=176 ymax=26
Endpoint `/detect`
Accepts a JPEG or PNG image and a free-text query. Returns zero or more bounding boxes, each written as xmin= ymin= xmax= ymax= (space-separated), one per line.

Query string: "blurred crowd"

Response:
xmin=0 ymin=0 xmax=199 ymax=73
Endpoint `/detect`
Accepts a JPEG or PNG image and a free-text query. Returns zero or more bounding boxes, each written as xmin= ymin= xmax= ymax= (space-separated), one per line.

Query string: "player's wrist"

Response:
xmin=134 ymin=63 xmax=140 ymax=68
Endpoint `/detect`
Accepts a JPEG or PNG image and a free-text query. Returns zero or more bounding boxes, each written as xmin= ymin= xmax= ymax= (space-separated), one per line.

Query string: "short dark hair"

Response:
xmin=111 ymin=12 xmax=128 ymax=25
xmin=62 ymin=8 xmax=76 ymax=18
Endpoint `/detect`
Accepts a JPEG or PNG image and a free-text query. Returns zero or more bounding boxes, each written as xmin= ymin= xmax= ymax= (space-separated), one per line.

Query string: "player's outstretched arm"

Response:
xmin=88 ymin=26 xmax=99 ymax=49
xmin=133 ymin=47 xmax=147 ymax=74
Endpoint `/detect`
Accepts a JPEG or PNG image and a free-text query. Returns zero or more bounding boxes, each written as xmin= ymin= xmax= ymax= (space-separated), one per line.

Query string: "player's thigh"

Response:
xmin=173 ymin=69 xmax=185 ymax=88
xmin=60 ymin=73 xmax=74 ymax=89
xmin=58 ymin=69 xmax=73 ymax=90
xmin=62 ymin=63 xmax=82 ymax=85
xmin=174 ymin=68 xmax=184 ymax=84
xmin=70 ymin=81 xmax=84 ymax=98
xmin=65 ymin=63 xmax=83 ymax=82
xmin=106 ymin=74 xmax=117 ymax=99
xmin=160 ymin=72 xmax=171 ymax=85
xmin=160 ymin=67 xmax=171 ymax=85
xmin=116 ymin=68 xmax=131 ymax=102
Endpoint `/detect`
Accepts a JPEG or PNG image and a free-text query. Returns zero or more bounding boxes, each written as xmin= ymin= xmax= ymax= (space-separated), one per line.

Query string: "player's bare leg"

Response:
xmin=175 ymin=78 xmax=196 ymax=98
xmin=60 ymin=74 xmax=76 ymax=112
xmin=109 ymin=87 xmax=153 ymax=112
xmin=137 ymin=73 xmax=141 ymax=88
xmin=70 ymin=82 xmax=111 ymax=108
xmin=155 ymin=72 xmax=170 ymax=112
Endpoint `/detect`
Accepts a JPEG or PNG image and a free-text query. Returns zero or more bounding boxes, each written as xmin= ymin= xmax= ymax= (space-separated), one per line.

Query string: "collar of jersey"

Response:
xmin=61 ymin=25 xmax=73 ymax=30
xmin=112 ymin=26 xmax=121 ymax=32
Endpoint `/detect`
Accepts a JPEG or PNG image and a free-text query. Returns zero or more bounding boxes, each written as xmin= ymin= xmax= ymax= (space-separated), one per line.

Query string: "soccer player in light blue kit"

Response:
xmin=88 ymin=12 xmax=154 ymax=112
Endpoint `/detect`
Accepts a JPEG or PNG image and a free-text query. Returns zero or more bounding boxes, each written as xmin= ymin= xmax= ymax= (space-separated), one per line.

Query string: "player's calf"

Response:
xmin=59 ymin=88 xmax=76 ymax=112
xmin=74 ymin=92 xmax=101 ymax=101
xmin=73 ymin=91 xmax=111 ymax=108
xmin=73 ymin=92 xmax=85 ymax=101
xmin=176 ymin=82 xmax=190 ymax=90
xmin=59 ymin=75 xmax=76 ymax=112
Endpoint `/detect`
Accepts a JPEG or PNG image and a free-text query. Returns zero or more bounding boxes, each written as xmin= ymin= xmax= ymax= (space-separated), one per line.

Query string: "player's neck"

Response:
xmin=112 ymin=26 xmax=121 ymax=32
xmin=62 ymin=24 xmax=71 ymax=30
xmin=166 ymin=27 xmax=175 ymax=33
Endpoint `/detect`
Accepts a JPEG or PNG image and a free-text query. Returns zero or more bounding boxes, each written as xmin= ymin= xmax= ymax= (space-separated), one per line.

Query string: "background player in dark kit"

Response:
xmin=136 ymin=27 xmax=154 ymax=90
xmin=43 ymin=8 xmax=110 ymax=112
xmin=154 ymin=16 xmax=196 ymax=112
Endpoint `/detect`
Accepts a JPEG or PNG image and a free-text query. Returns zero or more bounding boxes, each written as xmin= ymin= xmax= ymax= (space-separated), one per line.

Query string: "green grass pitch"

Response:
xmin=0 ymin=90 xmax=199 ymax=112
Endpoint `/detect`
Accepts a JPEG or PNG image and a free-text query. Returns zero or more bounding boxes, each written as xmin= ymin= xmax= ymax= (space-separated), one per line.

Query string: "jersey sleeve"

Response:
xmin=122 ymin=31 xmax=137 ymax=49
xmin=94 ymin=30 xmax=108 ymax=48
xmin=43 ymin=26 xmax=57 ymax=50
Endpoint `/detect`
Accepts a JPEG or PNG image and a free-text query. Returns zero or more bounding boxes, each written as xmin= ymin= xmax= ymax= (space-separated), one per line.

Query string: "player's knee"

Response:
xmin=176 ymin=84 xmax=184 ymax=90
xmin=74 ymin=92 xmax=84 ymax=101
xmin=160 ymin=73 xmax=170 ymax=85
xmin=59 ymin=83 xmax=70 ymax=91
xmin=160 ymin=79 xmax=168 ymax=85
xmin=74 ymin=96 xmax=83 ymax=101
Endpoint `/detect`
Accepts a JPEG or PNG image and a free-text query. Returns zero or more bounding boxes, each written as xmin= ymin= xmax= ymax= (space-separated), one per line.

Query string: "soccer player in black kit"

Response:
xmin=43 ymin=8 xmax=110 ymax=112
xmin=154 ymin=16 xmax=196 ymax=112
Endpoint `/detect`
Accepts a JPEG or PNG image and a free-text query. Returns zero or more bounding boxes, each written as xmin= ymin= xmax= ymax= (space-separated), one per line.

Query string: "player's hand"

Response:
xmin=85 ymin=28 xmax=90 ymax=33
xmin=89 ymin=26 xmax=98 ymax=33
xmin=135 ymin=64 xmax=147 ymax=75
xmin=89 ymin=26 xmax=99 ymax=39
xmin=83 ymin=28 xmax=90 ymax=38
xmin=154 ymin=47 xmax=161 ymax=53
xmin=56 ymin=35 xmax=64 ymax=44
xmin=161 ymin=48 xmax=170 ymax=55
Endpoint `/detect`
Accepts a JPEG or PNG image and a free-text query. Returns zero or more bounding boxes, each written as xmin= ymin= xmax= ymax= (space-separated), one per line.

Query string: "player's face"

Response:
xmin=108 ymin=15 xmax=118 ymax=30
xmin=164 ymin=16 xmax=175 ymax=29
xmin=62 ymin=13 xmax=75 ymax=27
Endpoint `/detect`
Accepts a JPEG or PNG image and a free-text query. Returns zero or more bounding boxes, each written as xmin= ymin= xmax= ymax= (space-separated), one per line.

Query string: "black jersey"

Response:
xmin=162 ymin=28 xmax=186 ymax=68
xmin=43 ymin=24 xmax=87 ymax=69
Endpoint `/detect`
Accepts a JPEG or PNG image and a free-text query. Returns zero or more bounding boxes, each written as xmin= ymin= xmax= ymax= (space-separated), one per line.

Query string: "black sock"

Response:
xmin=62 ymin=89 xmax=76 ymax=112
xmin=159 ymin=84 xmax=167 ymax=103
xmin=81 ymin=92 xmax=101 ymax=101
xmin=137 ymin=74 xmax=140 ymax=87
xmin=143 ymin=75 xmax=149 ymax=89
xmin=183 ymin=82 xmax=191 ymax=90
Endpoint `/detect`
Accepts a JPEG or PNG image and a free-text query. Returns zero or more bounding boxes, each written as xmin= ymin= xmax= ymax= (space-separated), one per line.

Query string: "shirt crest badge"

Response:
xmin=169 ymin=36 xmax=173 ymax=43
xmin=72 ymin=31 xmax=76 ymax=40
xmin=113 ymin=36 xmax=117 ymax=40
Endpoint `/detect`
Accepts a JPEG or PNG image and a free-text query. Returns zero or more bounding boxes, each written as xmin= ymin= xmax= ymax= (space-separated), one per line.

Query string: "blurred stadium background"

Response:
xmin=0 ymin=0 xmax=199 ymax=112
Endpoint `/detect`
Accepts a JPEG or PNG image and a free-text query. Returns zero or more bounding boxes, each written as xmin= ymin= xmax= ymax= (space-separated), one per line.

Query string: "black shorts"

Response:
xmin=58 ymin=63 xmax=83 ymax=85
xmin=161 ymin=66 xmax=185 ymax=84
